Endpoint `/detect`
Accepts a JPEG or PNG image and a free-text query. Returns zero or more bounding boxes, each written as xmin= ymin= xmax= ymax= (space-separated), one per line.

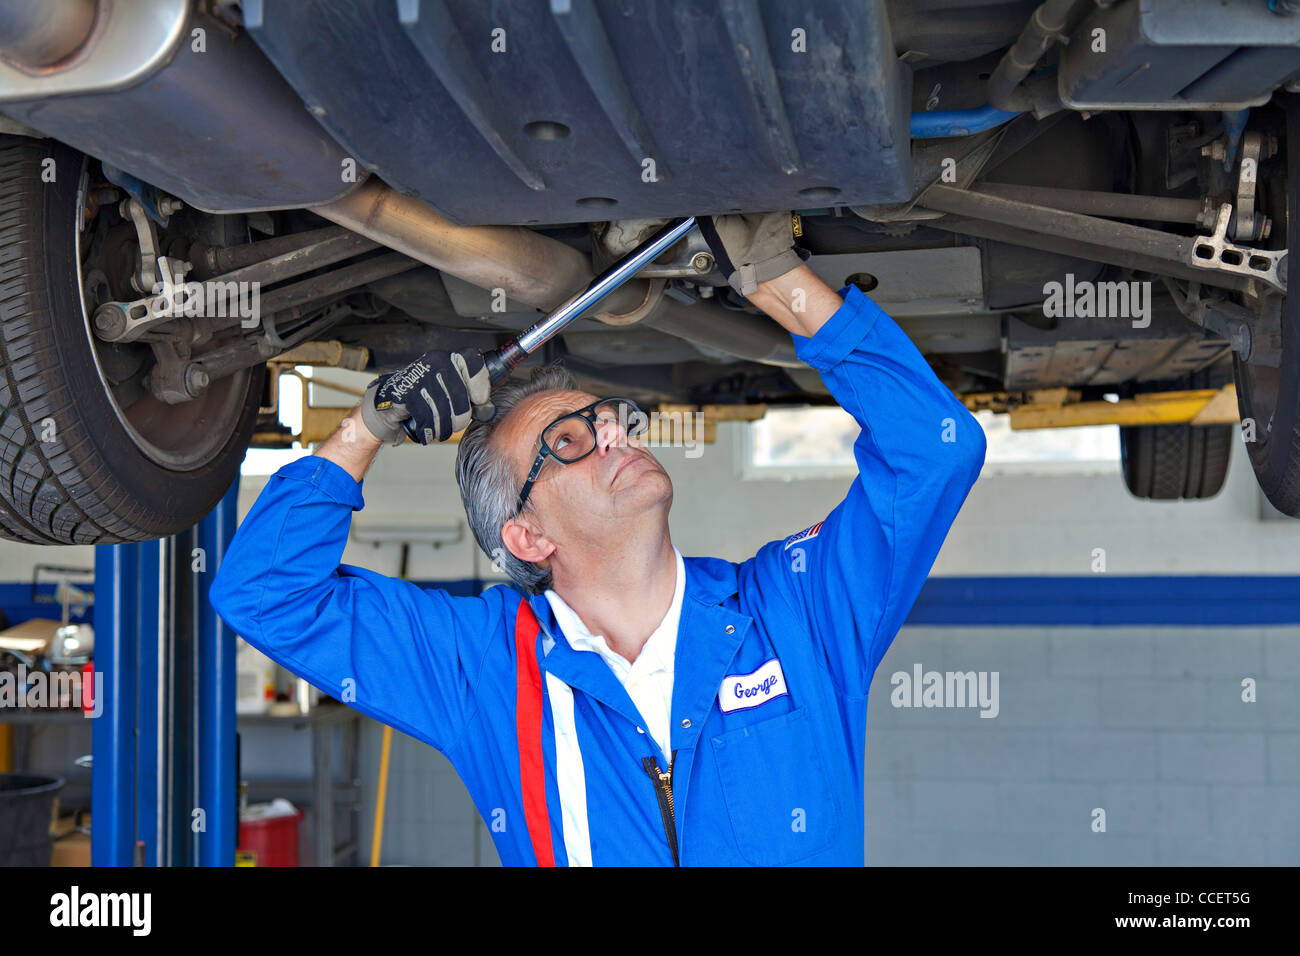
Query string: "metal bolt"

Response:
xmin=692 ymin=252 xmax=714 ymax=273
xmin=159 ymin=197 xmax=184 ymax=216
xmin=1197 ymin=197 xmax=1220 ymax=230
xmin=185 ymin=364 xmax=210 ymax=397
xmin=92 ymin=304 xmax=125 ymax=339
xmin=1201 ymin=140 xmax=1227 ymax=162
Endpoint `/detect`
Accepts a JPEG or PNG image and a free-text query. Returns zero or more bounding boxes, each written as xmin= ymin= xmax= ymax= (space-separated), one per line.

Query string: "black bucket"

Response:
xmin=0 ymin=773 xmax=65 ymax=866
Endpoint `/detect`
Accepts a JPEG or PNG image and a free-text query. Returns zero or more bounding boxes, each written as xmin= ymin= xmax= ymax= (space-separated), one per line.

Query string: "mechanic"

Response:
xmin=209 ymin=212 xmax=987 ymax=866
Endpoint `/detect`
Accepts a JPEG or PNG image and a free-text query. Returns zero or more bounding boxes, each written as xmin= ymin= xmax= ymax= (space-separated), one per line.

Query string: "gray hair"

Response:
xmin=455 ymin=363 xmax=579 ymax=595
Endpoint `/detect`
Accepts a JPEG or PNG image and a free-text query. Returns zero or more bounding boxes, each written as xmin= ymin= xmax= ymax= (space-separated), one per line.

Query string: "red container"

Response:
xmin=237 ymin=809 xmax=302 ymax=867
xmin=80 ymin=661 xmax=95 ymax=714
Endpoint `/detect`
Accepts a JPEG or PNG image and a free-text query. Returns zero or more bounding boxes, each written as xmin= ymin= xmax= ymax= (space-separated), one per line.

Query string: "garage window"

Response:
xmin=241 ymin=366 xmax=314 ymax=475
xmin=745 ymin=405 xmax=1120 ymax=478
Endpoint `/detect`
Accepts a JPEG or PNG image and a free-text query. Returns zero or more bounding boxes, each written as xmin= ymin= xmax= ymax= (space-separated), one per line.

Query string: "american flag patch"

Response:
xmin=783 ymin=520 xmax=824 ymax=550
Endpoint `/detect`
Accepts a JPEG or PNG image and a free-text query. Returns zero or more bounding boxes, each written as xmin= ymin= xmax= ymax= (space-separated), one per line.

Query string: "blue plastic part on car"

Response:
xmin=910 ymin=104 xmax=1024 ymax=139
xmin=100 ymin=163 xmax=169 ymax=226
xmin=1221 ymin=108 xmax=1251 ymax=172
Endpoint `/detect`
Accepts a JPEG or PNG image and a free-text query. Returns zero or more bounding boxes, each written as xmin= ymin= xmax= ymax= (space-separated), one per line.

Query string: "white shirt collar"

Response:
xmin=544 ymin=546 xmax=686 ymax=674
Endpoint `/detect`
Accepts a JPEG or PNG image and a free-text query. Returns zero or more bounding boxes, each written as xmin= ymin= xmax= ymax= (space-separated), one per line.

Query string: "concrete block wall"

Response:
xmin=865 ymin=625 xmax=1300 ymax=866
xmin=356 ymin=721 xmax=501 ymax=867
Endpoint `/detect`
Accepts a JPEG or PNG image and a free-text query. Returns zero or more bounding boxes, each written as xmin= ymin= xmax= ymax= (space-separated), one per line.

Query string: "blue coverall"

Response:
xmin=209 ymin=283 xmax=986 ymax=865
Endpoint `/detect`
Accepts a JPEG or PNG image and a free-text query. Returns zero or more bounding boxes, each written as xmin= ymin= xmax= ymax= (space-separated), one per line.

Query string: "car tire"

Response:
xmin=1229 ymin=91 xmax=1300 ymax=516
xmin=0 ymin=137 xmax=263 ymax=544
xmin=1120 ymin=421 xmax=1232 ymax=501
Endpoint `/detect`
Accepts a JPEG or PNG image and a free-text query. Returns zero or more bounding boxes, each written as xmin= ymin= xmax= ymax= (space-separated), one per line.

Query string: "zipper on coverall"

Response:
xmin=641 ymin=750 xmax=679 ymax=866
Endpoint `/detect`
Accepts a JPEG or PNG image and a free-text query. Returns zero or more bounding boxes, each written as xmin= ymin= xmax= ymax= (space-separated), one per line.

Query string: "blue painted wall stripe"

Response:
xmin=903 ymin=576 xmax=1300 ymax=626
xmin=9 ymin=576 xmax=1300 ymax=631
xmin=399 ymin=576 xmax=1300 ymax=627
xmin=0 ymin=582 xmax=94 ymax=628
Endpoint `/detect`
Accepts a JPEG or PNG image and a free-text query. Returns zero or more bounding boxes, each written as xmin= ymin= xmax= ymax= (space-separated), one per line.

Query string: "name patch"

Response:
xmin=718 ymin=658 xmax=788 ymax=714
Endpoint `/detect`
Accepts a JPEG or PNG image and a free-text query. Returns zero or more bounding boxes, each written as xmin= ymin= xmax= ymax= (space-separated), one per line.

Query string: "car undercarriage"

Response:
xmin=0 ymin=0 xmax=1297 ymax=542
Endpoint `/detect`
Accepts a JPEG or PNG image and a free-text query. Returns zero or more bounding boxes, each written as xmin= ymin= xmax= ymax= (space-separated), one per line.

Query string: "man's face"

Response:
xmin=495 ymin=389 xmax=673 ymax=545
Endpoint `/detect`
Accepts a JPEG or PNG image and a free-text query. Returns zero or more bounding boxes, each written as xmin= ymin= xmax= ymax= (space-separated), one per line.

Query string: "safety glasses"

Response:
xmin=515 ymin=397 xmax=647 ymax=514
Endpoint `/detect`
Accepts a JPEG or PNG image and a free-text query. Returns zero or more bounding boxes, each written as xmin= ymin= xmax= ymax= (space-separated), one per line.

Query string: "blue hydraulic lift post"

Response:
xmin=91 ymin=541 xmax=140 ymax=866
xmin=92 ymin=478 xmax=242 ymax=868
xmin=196 ymin=477 xmax=240 ymax=866
xmin=136 ymin=537 xmax=166 ymax=866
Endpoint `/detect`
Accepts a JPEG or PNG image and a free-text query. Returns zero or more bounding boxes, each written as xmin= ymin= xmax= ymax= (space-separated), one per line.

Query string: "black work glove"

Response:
xmin=361 ymin=348 xmax=494 ymax=446
xmin=698 ymin=212 xmax=803 ymax=296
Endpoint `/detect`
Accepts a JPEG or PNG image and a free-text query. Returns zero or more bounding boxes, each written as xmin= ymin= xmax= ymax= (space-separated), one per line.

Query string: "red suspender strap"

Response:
xmin=514 ymin=599 xmax=556 ymax=866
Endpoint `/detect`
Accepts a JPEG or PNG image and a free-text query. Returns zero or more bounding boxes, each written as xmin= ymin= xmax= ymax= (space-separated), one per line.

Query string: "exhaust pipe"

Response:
xmin=645 ymin=298 xmax=800 ymax=367
xmin=315 ymin=179 xmax=799 ymax=368
xmin=316 ymin=179 xmax=645 ymax=317
xmin=0 ymin=0 xmax=96 ymax=70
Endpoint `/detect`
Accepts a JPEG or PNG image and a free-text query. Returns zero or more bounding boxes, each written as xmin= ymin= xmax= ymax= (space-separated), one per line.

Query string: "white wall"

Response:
xmin=0 ymin=540 xmax=94 ymax=581
xmin=235 ymin=420 xmax=1299 ymax=581
xmin=866 ymin=623 xmax=1300 ymax=866
xmin=8 ymin=416 xmax=1291 ymax=585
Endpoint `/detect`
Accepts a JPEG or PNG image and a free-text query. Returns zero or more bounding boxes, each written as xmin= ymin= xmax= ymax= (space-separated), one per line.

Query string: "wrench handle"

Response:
xmin=401 ymin=215 xmax=697 ymax=442
xmin=483 ymin=339 xmax=528 ymax=385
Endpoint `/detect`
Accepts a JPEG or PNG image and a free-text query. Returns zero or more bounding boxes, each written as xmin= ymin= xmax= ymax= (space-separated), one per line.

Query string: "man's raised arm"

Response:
xmin=741 ymin=258 xmax=987 ymax=700
xmin=316 ymin=404 xmax=384 ymax=480
xmin=208 ymin=349 xmax=500 ymax=754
